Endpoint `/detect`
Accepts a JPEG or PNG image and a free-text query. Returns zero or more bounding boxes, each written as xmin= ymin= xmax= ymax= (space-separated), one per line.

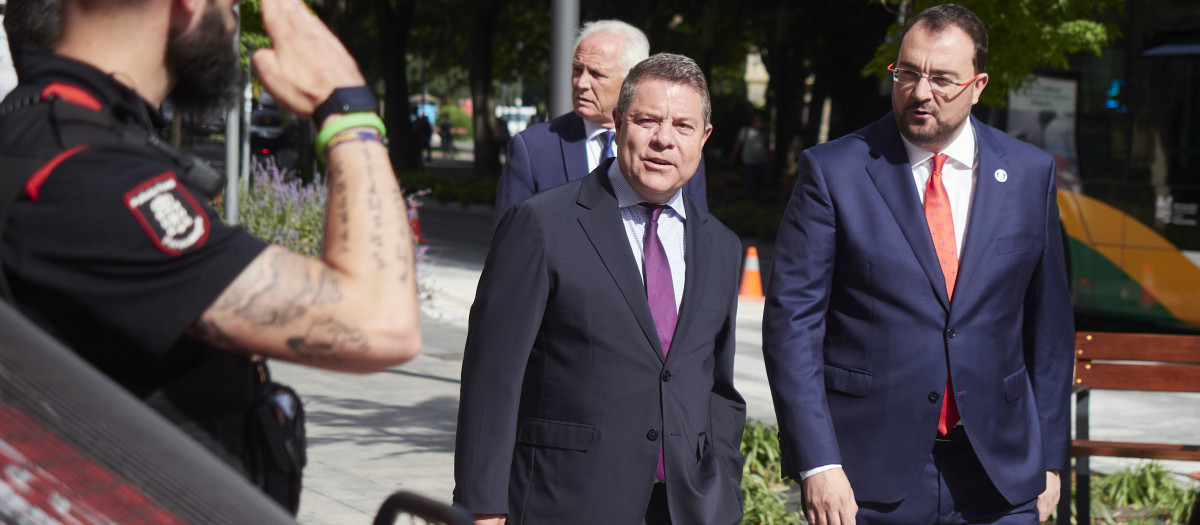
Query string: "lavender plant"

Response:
xmin=227 ymin=159 xmax=327 ymax=257
xmin=213 ymin=159 xmax=429 ymax=297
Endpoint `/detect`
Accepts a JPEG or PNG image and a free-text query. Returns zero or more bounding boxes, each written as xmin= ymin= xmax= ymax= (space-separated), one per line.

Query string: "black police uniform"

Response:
xmin=0 ymin=47 xmax=283 ymax=499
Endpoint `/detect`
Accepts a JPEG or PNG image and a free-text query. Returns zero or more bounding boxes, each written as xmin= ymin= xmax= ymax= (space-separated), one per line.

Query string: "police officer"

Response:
xmin=0 ymin=0 xmax=421 ymax=512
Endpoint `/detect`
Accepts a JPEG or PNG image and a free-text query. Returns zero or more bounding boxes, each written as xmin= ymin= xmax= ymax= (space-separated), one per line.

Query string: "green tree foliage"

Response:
xmin=863 ymin=0 xmax=1124 ymax=107
xmin=239 ymin=0 xmax=271 ymax=69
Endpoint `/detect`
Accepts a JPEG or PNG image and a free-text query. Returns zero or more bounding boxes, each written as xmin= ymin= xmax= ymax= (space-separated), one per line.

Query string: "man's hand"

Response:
xmin=473 ymin=514 xmax=506 ymax=525
xmin=803 ymin=468 xmax=858 ymax=525
xmin=1037 ymin=470 xmax=1060 ymax=523
xmin=252 ymin=0 xmax=366 ymax=120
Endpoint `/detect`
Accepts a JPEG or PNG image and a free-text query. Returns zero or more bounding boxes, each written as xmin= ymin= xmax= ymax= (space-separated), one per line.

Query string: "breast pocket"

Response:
xmin=997 ymin=234 xmax=1038 ymax=254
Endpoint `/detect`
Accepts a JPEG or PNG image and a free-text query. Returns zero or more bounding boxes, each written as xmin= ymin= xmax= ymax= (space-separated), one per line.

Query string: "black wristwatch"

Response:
xmin=313 ymin=86 xmax=379 ymax=125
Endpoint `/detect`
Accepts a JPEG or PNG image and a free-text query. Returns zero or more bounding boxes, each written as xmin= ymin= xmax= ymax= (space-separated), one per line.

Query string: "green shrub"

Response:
xmin=1091 ymin=461 xmax=1198 ymax=524
xmin=439 ymin=104 xmax=472 ymax=136
xmin=214 ymin=159 xmax=327 ymax=257
xmin=740 ymin=420 xmax=802 ymax=524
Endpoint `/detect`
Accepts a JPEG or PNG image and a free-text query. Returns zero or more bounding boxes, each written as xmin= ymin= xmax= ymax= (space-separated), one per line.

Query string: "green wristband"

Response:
xmin=315 ymin=112 xmax=387 ymax=164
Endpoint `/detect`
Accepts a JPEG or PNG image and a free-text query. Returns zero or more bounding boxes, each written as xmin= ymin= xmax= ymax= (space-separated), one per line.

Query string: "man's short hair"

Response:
xmin=902 ymin=2 xmax=988 ymax=74
xmin=4 ymin=0 xmax=61 ymax=50
xmin=574 ymin=19 xmax=650 ymax=76
xmin=616 ymin=53 xmax=711 ymax=126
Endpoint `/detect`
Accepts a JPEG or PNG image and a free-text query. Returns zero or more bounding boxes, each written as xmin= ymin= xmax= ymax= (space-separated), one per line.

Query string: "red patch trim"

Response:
xmin=122 ymin=172 xmax=210 ymax=256
xmin=25 ymin=144 xmax=89 ymax=202
xmin=40 ymin=82 xmax=103 ymax=111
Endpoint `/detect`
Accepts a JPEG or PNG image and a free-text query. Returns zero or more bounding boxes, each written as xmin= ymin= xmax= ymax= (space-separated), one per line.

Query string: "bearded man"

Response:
xmin=0 ymin=0 xmax=422 ymax=513
xmin=762 ymin=4 xmax=1073 ymax=524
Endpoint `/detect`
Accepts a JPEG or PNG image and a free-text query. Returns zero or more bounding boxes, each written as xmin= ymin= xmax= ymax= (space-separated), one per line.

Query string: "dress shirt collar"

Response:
xmin=900 ymin=116 xmax=977 ymax=171
xmin=584 ymin=119 xmax=612 ymax=141
xmin=606 ymin=160 xmax=687 ymax=220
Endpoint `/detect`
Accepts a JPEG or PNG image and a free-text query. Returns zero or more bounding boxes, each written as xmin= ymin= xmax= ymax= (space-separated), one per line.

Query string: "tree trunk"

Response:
xmin=468 ymin=0 xmax=509 ymax=179
xmin=377 ymin=0 xmax=421 ymax=173
xmin=763 ymin=2 xmax=803 ymax=185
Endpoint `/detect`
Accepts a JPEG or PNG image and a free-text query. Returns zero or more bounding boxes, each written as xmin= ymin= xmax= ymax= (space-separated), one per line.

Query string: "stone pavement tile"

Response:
xmin=273 ymin=352 xmax=463 ymax=525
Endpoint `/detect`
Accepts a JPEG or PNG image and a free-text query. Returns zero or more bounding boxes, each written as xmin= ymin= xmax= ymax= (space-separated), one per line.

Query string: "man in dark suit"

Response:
xmin=493 ymin=20 xmax=707 ymax=226
xmin=762 ymin=4 xmax=1074 ymax=524
xmin=455 ymin=53 xmax=745 ymax=525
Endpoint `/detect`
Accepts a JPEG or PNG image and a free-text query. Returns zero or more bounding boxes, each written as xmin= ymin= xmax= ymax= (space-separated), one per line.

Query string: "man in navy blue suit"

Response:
xmin=493 ymin=20 xmax=707 ymax=226
xmin=763 ymin=4 xmax=1073 ymax=524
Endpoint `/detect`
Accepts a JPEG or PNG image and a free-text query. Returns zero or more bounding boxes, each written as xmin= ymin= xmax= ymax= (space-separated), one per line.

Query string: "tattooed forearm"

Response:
xmin=333 ymin=165 xmax=351 ymax=253
xmin=396 ymin=243 xmax=411 ymax=284
xmin=363 ymin=144 xmax=388 ymax=271
xmin=213 ymin=248 xmax=345 ymax=327
xmin=285 ymin=317 xmax=370 ymax=363
xmin=311 ymin=266 xmax=343 ymax=305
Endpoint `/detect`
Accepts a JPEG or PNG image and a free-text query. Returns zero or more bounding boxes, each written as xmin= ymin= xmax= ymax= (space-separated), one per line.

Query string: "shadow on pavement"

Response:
xmin=304 ymin=394 xmax=459 ymax=455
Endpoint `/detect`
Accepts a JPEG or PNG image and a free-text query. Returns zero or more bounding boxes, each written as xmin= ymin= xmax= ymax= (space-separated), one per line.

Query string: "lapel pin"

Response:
xmin=994 ymin=169 xmax=1008 ymax=183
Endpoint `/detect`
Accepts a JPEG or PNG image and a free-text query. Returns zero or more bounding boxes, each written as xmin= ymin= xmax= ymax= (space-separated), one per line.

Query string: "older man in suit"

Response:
xmin=763 ymin=4 xmax=1074 ymax=524
xmin=493 ymin=20 xmax=707 ymax=226
xmin=455 ymin=53 xmax=745 ymax=525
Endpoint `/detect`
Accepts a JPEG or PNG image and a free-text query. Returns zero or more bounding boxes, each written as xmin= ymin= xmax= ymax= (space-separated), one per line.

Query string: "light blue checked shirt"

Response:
xmin=606 ymin=161 xmax=687 ymax=312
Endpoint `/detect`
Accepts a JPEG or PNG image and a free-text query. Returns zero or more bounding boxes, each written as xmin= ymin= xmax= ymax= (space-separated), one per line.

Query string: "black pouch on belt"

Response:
xmin=247 ymin=360 xmax=307 ymax=514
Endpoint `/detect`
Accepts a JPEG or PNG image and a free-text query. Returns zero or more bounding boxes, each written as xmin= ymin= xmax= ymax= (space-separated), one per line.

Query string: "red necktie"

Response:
xmin=925 ymin=154 xmax=960 ymax=435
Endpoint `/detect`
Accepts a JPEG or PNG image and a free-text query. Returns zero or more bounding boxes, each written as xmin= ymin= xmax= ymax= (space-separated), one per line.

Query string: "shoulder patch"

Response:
xmin=123 ymin=172 xmax=210 ymax=255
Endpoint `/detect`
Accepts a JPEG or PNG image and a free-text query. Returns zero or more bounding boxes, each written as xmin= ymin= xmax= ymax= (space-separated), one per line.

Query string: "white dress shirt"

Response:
xmin=901 ymin=121 xmax=979 ymax=257
xmin=606 ymin=161 xmax=686 ymax=311
xmin=585 ymin=120 xmax=616 ymax=173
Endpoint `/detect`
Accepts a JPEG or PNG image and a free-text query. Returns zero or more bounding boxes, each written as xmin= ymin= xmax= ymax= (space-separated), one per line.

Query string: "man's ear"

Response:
xmin=969 ymin=73 xmax=989 ymax=106
xmin=611 ymin=108 xmax=622 ymax=132
xmin=170 ymin=0 xmax=207 ymax=34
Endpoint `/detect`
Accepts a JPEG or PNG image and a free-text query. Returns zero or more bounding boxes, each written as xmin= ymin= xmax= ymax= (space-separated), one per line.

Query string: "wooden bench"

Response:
xmin=1056 ymin=331 xmax=1200 ymax=525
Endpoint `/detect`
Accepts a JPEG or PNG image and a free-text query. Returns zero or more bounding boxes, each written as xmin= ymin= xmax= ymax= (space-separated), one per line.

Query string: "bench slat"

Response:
xmin=1074 ymin=361 xmax=1200 ymax=392
xmin=1077 ymin=332 xmax=1200 ymax=363
xmin=1072 ymin=439 xmax=1200 ymax=461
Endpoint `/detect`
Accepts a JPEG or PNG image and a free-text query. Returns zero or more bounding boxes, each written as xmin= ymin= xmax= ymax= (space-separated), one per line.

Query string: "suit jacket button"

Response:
xmin=928 ymin=391 xmax=940 ymax=403
xmin=647 ymin=429 xmax=659 ymax=441
xmin=946 ymin=329 xmax=957 ymax=338
xmin=661 ymin=370 xmax=672 ymax=382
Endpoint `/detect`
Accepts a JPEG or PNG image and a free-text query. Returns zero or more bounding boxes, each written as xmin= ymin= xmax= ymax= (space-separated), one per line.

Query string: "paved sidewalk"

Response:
xmin=276 ymin=204 xmax=1200 ymax=524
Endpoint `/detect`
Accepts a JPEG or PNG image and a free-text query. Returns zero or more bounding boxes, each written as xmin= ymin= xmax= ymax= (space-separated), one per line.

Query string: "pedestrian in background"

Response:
xmin=492 ymin=19 xmax=709 ymax=226
xmin=730 ymin=113 xmax=768 ymax=200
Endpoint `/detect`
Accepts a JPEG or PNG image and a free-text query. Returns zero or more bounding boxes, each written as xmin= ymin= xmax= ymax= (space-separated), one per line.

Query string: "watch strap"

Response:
xmin=313 ymin=86 xmax=378 ymax=126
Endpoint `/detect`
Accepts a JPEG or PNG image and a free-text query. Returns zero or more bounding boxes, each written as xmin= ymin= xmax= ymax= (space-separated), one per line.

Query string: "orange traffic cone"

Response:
xmin=739 ymin=247 xmax=764 ymax=301
xmin=408 ymin=198 xmax=428 ymax=244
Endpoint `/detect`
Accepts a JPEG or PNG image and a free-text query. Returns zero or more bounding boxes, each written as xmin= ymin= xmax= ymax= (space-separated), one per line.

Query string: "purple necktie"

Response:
xmin=599 ymin=130 xmax=615 ymax=160
xmin=642 ymin=203 xmax=676 ymax=482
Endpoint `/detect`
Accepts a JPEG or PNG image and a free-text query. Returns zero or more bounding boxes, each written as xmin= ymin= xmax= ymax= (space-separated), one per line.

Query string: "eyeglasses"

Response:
xmin=888 ymin=62 xmax=983 ymax=95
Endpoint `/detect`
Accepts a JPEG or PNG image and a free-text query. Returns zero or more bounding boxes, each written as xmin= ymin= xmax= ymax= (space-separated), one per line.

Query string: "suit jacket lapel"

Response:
xmin=560 ymin=114 xmax=590 ymax=184
xmin=955 ymin=119 xmax=1009 ymax=303
xmin=865 ymin=116 xmax=951 ymax=311
xmin=670 ymin=193 xmax=712 ymax=362
xmin=575 ymin=162 xmax=666 ymax=362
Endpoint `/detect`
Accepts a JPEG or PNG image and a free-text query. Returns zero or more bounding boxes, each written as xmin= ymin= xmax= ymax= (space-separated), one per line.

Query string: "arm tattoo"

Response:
xmin=335 ymin=172 xmax=350 ymax=253
xmin=212 ymin=249 xmax=343 ymax=326
xmin=286 ymin=317 xmax=370 ymax=363
xmin=363 ymin=144 xmax=388 ymax=270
